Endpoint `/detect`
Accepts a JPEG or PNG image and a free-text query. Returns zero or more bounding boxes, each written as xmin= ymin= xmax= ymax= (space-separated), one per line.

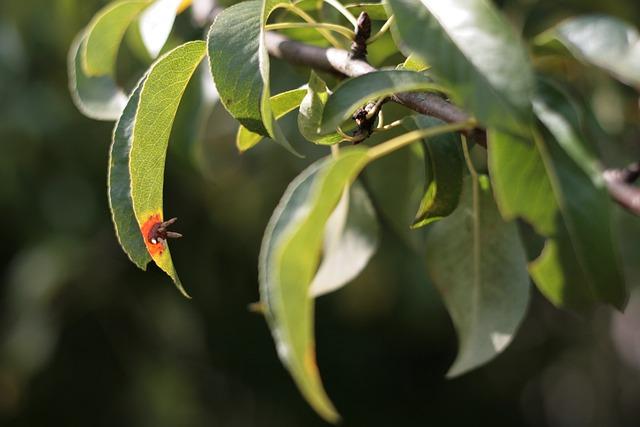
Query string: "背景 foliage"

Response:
xmin=69 ymin=0 xmax=639 ymax=422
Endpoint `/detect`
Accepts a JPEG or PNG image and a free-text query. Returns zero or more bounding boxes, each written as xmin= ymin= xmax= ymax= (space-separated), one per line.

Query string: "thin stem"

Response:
xmin=265 ymin=22 xmax=355 ymax=40
xmin=367 ymin=120 xmax=475 ymax=161
xmin=337 ymin=126 xmax=361 ymax=143
xmin=278 ymin=3 xmax=342 ymax=47
xmin=365 ymin=97 xmax=387 ymax=120
xmin=323 ymin=0 xmax=358 ymax=27
xmin=330 ymin=143 xmax=340 ymax=158
xmin=374 ymin=119 xmax=404 ymax=132
xmin=367 ymin=15 xmax=394 ymax=44
xmin=461 ymin=135 xmax=479 ymax=180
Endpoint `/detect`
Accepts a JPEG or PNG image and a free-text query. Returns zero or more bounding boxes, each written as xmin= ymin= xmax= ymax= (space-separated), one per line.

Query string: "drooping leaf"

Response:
xmin=259 ymin=148 xmax=370 ymax=422
xmin=409 ymin=116 xmax=463 ymax=228
xmin=487 ymin=83 xmax=627 ymax=311
xmin=385 ymin=0 xmax=534 ymax=138
xmin=298 ymin=71 xmax=342 ymax=145
xmin=310 ymin=181 xmax=379 ymax=297
xmin=237 ymin=87 xmax=307 ymax=152
xmin=139 ymin=0 xmax=184 ymax=58
xmin=488 ymin=129 xmax=556 ymax=236
xmin=425 ymin=175 xmax=530 ymax=377
xmin=344 ymin=3 xmax=389 ymax=20
xmin=532 ymin=84 xmax=627 ymax=310
xmin=108 ymin=75 xmax=152 ymax=270
xmin=129 ymin=41 xmax=207 ymax=297
xmin=319 ymin=69 xmax=442 ymax=134
xmin=82 ymin=0 xmax=150 ymax=76
xmin=535 ymin=15 xmax=640 ymax=90
xmin=68 ymin=31 xmax=128 ymax=121
xmin=207 ymin=0 xmax=300 ymax=155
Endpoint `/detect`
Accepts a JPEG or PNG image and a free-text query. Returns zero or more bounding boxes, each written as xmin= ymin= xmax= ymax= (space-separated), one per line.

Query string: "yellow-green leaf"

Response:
xmin=129 ymin=41 xmax=207 ymax=297
xmin=68 ymin=31 xmax=128 ymax=121
xmin=298 ymin=71 xmax=342 ymax=145
xmin=259 ymin=148 xmax=370 ymax=422
xmin=82 ymin=0 xmax=150 ymax=76
xmin=236 ymin=87 xmax=307 ymax=152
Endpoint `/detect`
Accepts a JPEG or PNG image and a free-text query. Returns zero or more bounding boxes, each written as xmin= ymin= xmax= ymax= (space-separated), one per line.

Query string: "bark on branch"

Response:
xmin=264 ymin=31 xmax=640 ymax=216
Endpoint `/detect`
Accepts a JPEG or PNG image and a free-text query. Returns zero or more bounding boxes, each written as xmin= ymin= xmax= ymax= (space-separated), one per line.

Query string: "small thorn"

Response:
xmin=148 ymin=216 xmax=183 ymax=244
xmin=248 ymin=302 xmax=265 ymax=314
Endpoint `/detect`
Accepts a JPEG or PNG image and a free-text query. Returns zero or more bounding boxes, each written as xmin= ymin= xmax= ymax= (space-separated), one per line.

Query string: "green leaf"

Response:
xmin=344 ymin=3 xmax=389 ymax=20
xmin=399 ymin=54 xmax=429 ymax=72
xmin=82 ymin=0 xmax=150 ymax=76
xmin=532 ymin=86 xmax=627 ymax=310
xmin=319 ymin=69 xmax=442 ymax=134
xmin=207 ymin=0 xmax=300 ymax=155
xmin=488 ymin=129 xmax=556 ymax=236
xmin=310 ymin=181 xmax=379 ymax=297
xmin=236 ymin=87 xmax=307 ymax=152
xmin=139 ymin=0 xmax=183 ymax=58
xmin=129 ymin=41 xmax=207 ymax=297
xmin=68 ymin=31 xmax=128 ymax=121
xmin=298 ymin=71 xmax=342 ymax=145
xmin=425 ymin=175 xmax=530 ymax=377
xmin=535 ymin=15 xmax=640 ymax=89
xmin=409 ymin=116 xmax=463 ymax=228
xmin=385 ymin=0 xmax=534 ymax=137
xmin=108 ymin=76 xmax=152 ymax=270
xmin=259 ymin=148 xmax=370 ymax=423
xmin=487 ymin=83 xmax=627 ymax=310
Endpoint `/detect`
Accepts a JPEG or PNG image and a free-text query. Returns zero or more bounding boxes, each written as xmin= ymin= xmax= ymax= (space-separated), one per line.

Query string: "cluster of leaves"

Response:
xmin=69 ymin=0 xmax=640 ymax=422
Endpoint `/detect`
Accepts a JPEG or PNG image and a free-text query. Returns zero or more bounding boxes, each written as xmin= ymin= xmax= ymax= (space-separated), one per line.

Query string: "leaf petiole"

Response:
xmin=276 ymin=3 xmax=343 ymax=47
xmin=367 ymin=15 xmax=394 ymax=44
xmin=265 ymin=22 xmax=356 ymax=40
xmin=367 ymin=119 xmax=476 ymax=161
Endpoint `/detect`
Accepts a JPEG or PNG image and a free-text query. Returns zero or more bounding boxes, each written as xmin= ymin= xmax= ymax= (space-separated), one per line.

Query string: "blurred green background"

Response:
xmin=2 ymin=0 xmax=640 ymax=425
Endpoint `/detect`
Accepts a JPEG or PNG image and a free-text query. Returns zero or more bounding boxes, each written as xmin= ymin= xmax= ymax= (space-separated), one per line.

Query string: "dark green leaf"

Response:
xmin=385 ymin=0 xmax=534 ymax=137
xmin=108 ymin=75 xmax=152 ymax=270
xmin=425 ymin=175 xmax=530 ymax=377
xmin=320 ymin=69 xmax=442 ymax=134
xmin=487 ymin=83 xmax=627 ymax=310
xmin=207 ymin=0 xmax=300 ymax=155
xmin=532 ymin=85 xmax=627 ymax=310
xmin=409 ymin=116 xmax=463 ymax=228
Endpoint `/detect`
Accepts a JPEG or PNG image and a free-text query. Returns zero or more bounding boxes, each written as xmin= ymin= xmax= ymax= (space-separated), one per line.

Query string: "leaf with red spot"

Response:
xmin=110 ymin=40 xmax=207 ymax=297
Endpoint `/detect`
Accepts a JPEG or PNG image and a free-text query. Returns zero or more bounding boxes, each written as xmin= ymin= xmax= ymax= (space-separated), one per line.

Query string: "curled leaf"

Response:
xmin=259 ymin=148 xmax=370 ymax=422
xmin=68 ymin=31 xmax=128 ymax=121
xmin=128 ymin=41 xmax=207 ymax=297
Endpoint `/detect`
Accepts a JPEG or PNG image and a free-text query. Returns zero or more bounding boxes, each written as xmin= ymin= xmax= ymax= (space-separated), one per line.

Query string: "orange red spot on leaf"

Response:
xmin=141 ymin=213 xmax=165 ymax=257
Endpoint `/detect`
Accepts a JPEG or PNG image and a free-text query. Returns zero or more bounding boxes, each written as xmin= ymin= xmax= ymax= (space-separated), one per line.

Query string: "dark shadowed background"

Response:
xmin=2 ymin=0 xmax=640 ymax=425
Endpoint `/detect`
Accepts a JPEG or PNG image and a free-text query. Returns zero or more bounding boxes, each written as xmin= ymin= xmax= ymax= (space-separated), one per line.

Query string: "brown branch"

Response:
xmin=265 ymin=31 xmax=473 ymax=128
xmin=265 ymin=31 xmax=639 ymax=216
xmin=604 ymin=162 xmax=640 ymax=215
